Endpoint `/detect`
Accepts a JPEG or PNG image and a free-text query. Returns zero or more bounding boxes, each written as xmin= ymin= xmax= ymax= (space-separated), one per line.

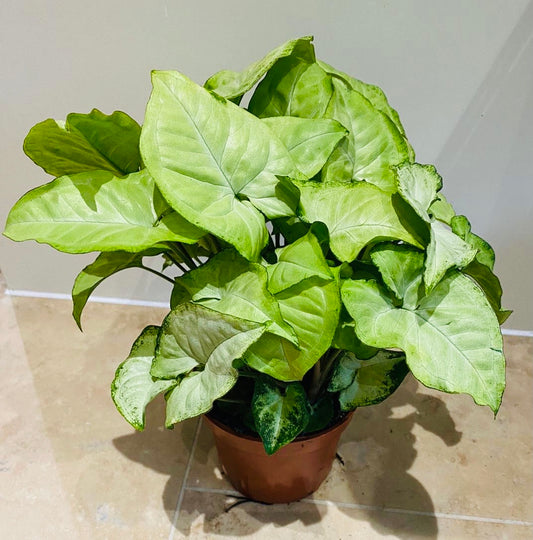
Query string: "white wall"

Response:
xmin=1 ymin=0 xmax=531 ymax=329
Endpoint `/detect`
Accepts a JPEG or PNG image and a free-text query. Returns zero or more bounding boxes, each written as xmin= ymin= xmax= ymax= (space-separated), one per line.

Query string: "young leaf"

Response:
xmin=23 ymin=110 xmax=142 ymax=177
xmin=298 ymin=181 xmax=423 ymax=262
xmin=170 ymin=250 xmax=297 ymax=344
xmin=429 ymin=193 xmax=456 ymax=224
xmin=204 ymin=36 xmax=315 ymax=102
xmin=396 ymin=163 xmax=442 ymax=221
xmin=4 ymin=169 xmax=205 ymax=253
xmin=252 ymin=378 xmax=310 ymax=454
xmin=328 ymin=350 xmax=408 ymax=411
xmin=72 ymin=249 xmax=165 ymax=330
xmin=111 ymin=326 xmax=176 ymax=430
xmin=451 ymin=215 xmax=495 ymax=270
xmin=154 ymin=304 xmax=266 ymax=425
xmin=317 ymin=60 xmax=410 ymax=141
xmin=140 ymin=70 xmax=306 ymax=261
xmin=370 ymin=243 xmax=425 ymax=308
xmin=341 ymin=275 xmax=506 ymax=414
xmin=321 ymin=78 xmax=412 ymax=190
xmin=261 ymin=116 xmax=347 ymax=178
xmin=266 ymin=231 xmax=333 ymax=294
xmin=245 ymin=277 xmax=340 ymax=381
xmin=249 ymin=58 xmax=334 ymax=119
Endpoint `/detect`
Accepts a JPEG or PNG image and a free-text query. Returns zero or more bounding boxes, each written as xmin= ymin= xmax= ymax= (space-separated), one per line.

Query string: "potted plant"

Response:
xmin=3 ymin=36 xmax=509 ymax=504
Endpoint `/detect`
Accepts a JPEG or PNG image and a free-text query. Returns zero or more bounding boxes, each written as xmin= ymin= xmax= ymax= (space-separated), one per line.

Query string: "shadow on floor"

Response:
xmin=112 ymin=375 xmax=462 ymax=538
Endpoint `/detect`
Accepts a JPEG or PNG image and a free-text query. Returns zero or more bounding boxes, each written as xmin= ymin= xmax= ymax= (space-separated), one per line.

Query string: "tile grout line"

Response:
xmin=184 ymin=486 xmax=533 ymax=527
xmin=168 ymin=418 xmax=203 ymax=540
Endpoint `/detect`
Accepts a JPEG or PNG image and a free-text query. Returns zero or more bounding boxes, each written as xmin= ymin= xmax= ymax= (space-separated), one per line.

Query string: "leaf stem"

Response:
xmin=170 ymin=243 xmax=197 ymax=270
xmin=140 ymin=265 xmax=175 ymax=284
xmin=309 ymin=348 xmax=342 ymax=403
xmin=166 ymin=253 xmax=188 ymax=274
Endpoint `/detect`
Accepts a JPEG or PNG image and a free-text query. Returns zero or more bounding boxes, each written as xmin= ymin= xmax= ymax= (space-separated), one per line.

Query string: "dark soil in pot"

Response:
xmin=204 ymin=411 xmax=354 ymax=504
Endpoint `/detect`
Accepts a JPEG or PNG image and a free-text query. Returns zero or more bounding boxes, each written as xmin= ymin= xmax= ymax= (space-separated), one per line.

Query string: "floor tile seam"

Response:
xmin=168 ymin=418 xmax=203 ymax=540
xmin=6 ymin=290 xmax=533 ymax=337
xmin=184 ymin=486 xmax=533 ymax=527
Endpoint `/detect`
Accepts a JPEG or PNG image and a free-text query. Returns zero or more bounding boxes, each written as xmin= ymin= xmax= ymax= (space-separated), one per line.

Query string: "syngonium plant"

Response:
xmin=4 ymin=36 xmax=510 ymax=454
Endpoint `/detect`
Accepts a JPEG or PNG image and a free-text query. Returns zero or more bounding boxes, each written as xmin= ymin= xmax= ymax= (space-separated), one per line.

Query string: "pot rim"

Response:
xmin=204 ymin=409 xmax=354 ymax=445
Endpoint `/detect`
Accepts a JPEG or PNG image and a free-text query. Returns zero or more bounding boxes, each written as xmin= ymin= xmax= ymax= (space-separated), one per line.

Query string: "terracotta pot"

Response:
xmin=204 ymin=412 xmax=354 ymax=504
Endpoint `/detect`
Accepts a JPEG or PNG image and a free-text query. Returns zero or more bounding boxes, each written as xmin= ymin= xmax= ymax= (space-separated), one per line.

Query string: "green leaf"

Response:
xmin=245 ymin=276 xmax=340 ymax=381
xmin=170 ymin=250 xmax=297 ymax=344
xmin=140 ymin=70 xmax=305 ymax=261
xmin=266 ymin=231 xmax=333 ymax=294
xmin=341 ymin=275 xmax=506 ymax=413
xmin=249 ymin=59 xmax=334 ymax=119
xmin=23 ymin=110 xmax=142 ymax=177
xmin=298 ymin=181 xmax=423 ymax=262
xmin=425 ymin=221 xmax=477 ymax=292
xmin=332 ymin=313 xmax=378 ymax=359
xmin=451 ymin=215 xmax=495 ymax=270
xmin=396 ymin=162 xmax=442 ymax=221
xmin=4 ymin=169 xmax=205 ymax=253
xmin=252 ymin=378 xmax=310 ymax=454
xmin=370 ymin=243 xmax=425 ymax=308
xmin=462 ymin=260 xmax=512 ymax=324
xmin=155 ymin=304 xmax=266 ymax=425
xmin=204 ymin=36 xmax=315 ymax=102
xmin=72 ymin=249 xmax=164 ymax=330
xmin=321 ymin=78 xmax=411 ymax=190
xmin=111 ymin=326 xmax=176 ymax=430
xmin=429 ymin=193 xmax=456 ymax=225
xmin=317 ymin=60 xmax=411 ymax=143
xmin=304 ymin=394 xmax=335 ymax=434
xmin=261 ymin=116 xmax=347 ymax=178
xmin=329 ymin=350 xmax=408 ymax=410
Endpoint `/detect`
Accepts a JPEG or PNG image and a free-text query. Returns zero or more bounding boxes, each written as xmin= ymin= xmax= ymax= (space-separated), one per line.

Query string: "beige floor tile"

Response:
xmin=175 ymin=491 xmax=533 ymax=539
xmin=5 ymin=296 xmax=197 ymax=539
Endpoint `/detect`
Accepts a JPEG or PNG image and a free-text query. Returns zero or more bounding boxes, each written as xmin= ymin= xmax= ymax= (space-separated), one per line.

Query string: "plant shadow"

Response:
xmin=331 ymin=374 xmax=462 ymax=538
xmin=112 ymin=376 xmax=461 ymax=537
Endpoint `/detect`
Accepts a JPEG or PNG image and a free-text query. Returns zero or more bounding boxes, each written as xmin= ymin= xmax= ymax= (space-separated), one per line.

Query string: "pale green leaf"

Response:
xmin=451 ymin=215 xmax=495 ymax=270
xmin=425 ymin=221 xmax=477 ymax=292
xmin=261 ymin=116 xmax=347 ymax=178
xmin=249 ymin=59 xmax=334 ymax=119
xmin=429 ymin=193 xmax=456 ymax=225
xmin=245 ymin=276 xmax=340 ymax=381
xmin=111 ymin=326 xmax=176 ymax=430
xmin=24 ymin=110 xmax=142 ymax=177
xmin=252 ymin=378 xmax=310 ymax=454
xmin=170 ymin=250 xmax=297 ymax=344
xmin=396 ymin=162 xmax=442 ymax=221
xmin=341 ymin=275 xmax=506 ymax=413
xmin=72 ymin=249 xmax=164 ymax=329
xmin=156 ymin=304 xmax=266 ymax=424
xmin=204 ymin=36 xmax=315 ymax=101
xmin=370 ymin=243 xmax=425 ymax=308
xmin=4 ymin=169 xmax=205 ymax=253
xmin=140 ymin=70 xmax=303 ymax=260
xmin=298 ymin=181 xmax=423 ymax=262
xmin=321 ymin=78 xmax=411 ymax=190
xmin=266 ymin=231 xmax=333 ymax=295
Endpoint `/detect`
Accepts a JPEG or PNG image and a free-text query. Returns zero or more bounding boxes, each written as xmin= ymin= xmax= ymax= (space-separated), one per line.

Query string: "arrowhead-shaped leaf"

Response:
xmin=451 ymin=215 xmax=495 ymax=270
xmin=72 ymin=249 xmax=165 ymax=329
xmin=154 ymin=304 xmax=266 ymax=424
xmin=370 ymin=243 xmax=425 ymax=308
xmin=328 ymin=350 xmax=408 ymax=410
xmin=111 ymin=326 xmax=176 ymax=430
xmin=396 ymin=163 xmax=442 ymax=221
xmin=266 ymin=231 xmax=333 ymax=294
xmin=261 ymin=116 xmax=347 ymax=178
xmin=321 ymin=78 xmax=412 ymax=190
xmin=341 ymin=275 xmax=506 ymax=413
xmin=252 ymin=378 xmax=310 ymax=454
xmin=4 ymin=169 xmax=205 ymax=253
xmin=249 ymin=58 xmax=334 ymax=119
xmin=298 ymin=181 xmax=423 ymax=262
xmin=141 ymin=70 xmax=306 ymax=260
xmin=205 ymin=36 xmax=315 ymax=102
xmin=24 ymin=110 xmax=142 ymax=177
xmin=170 ymin=250 xmax=297 ymax=344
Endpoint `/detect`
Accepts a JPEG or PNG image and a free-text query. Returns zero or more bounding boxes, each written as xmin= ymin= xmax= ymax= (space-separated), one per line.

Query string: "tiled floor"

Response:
xmin=1 ymin=283 xmax=532 ymax=539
